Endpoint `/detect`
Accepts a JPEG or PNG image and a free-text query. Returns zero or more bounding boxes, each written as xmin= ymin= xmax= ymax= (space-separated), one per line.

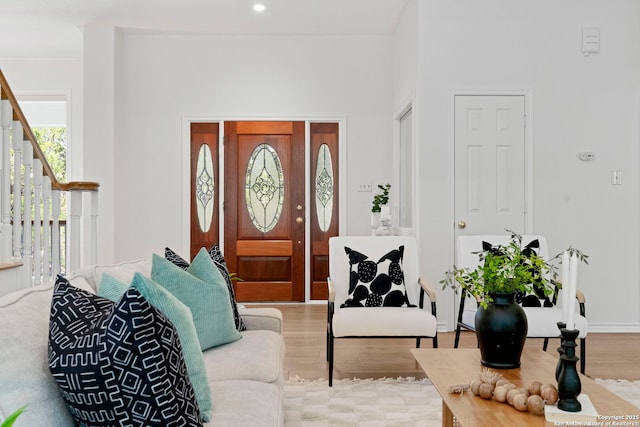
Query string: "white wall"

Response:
xmin=106 ymin=32 xmax=394 ymax=261
xmin=410 ymin=0 xmax=640 ymax=331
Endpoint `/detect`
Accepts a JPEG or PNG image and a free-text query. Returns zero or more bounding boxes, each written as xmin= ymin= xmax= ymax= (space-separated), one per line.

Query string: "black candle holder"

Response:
xmin=555 ymin=321 xmax=566 ymax=381
xmin=557 ymin=327 xmax=582 ymax=412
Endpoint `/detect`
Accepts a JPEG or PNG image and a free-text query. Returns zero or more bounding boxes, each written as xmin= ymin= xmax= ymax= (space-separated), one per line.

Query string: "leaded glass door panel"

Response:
xmin=190 ymin=122 xmax=219 ymax=259
xmin=224 ymin=121 xmax=305 ymax=302
xmin=309 ymin=123 xmax=339 ymax=300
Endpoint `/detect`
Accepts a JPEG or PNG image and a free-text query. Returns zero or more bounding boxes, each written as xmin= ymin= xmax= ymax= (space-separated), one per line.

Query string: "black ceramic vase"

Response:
xmin=475 ymin=292 xmax=528 ymax=369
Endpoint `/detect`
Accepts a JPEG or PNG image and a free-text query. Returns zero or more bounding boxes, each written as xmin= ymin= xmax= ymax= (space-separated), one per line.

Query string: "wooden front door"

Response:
xmin=224 ymin=121 xmax=305 ymax=302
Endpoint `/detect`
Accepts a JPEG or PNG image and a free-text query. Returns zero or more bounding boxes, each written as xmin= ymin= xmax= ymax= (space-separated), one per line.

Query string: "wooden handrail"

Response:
xmin=58 ymin=181 xmax=100 ymax=192
xmin=0 ymin=68 xmax=99 ymax=191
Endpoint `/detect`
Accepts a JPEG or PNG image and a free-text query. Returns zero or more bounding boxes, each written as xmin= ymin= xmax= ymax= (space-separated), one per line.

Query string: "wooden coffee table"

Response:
xmin=412 ymin=348 xmax=640 ymax=427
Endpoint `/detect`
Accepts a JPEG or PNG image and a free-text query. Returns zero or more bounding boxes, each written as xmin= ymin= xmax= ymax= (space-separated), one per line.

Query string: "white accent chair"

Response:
xmin=327 ymin=236 xmax=438 ymax=386
xmin=454 ymin=235 xmax=588 ymax=373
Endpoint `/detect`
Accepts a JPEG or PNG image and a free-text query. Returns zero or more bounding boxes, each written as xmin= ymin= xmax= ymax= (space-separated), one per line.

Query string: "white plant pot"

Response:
xmin=377 ymin=205 xmax=391 ymax=235
xmin=371 ymin=212 xmax=380 ymax=235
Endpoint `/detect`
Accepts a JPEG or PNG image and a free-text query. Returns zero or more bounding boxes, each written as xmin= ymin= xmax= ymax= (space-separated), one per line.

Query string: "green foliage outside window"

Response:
xmin=32 ymin=127 xmax=67 ymax=219
xmin=33 ymin=127 xmax=66 ymax=182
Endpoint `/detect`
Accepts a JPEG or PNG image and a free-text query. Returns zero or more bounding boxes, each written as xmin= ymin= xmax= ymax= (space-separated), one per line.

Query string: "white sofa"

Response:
xmin=0 ymin=261 xmax=285 ymax=426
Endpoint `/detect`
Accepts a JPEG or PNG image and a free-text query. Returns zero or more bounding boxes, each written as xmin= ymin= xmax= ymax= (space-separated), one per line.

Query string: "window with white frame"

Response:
xmin=398 ymin=106 xmax=413 ymax=231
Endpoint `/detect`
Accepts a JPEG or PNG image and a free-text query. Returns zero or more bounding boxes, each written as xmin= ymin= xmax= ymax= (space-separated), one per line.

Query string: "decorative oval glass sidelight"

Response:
xmin=196 ymin=144 xmax=215 ymax=232
xmin=315 ymin=143 xmax=334 ymax=232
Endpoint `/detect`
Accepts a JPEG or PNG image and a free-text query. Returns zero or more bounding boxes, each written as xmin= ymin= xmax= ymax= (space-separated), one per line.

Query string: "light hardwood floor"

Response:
xmin=254 ymin=304 xmax=640 ymax=382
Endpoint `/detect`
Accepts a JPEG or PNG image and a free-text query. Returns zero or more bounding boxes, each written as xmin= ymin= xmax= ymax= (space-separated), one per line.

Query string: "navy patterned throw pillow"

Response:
xmin=48 ymin=275 xmax=202 ymax=427
xmin=208 ymin=244 xmax=246 ymax=331
xmin=165 ymin=246 xmax=246 ymax=331
xmin=165 ymin=246 xmax=191 ymax=270
xmin=341 ymin=245 xmax=413 ymax=308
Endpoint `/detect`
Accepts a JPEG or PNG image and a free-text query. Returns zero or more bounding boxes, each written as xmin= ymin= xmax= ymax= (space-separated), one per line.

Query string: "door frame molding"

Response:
xmin=181 ymin=115 xmax=346 ymax=303
xmin=393 ymin=95 xmax=418 ymax=237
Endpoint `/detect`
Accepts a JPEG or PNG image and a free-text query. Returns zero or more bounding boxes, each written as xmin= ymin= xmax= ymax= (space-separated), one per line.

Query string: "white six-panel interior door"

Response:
xmin=454 ymin=94 xmax=527 ymax=237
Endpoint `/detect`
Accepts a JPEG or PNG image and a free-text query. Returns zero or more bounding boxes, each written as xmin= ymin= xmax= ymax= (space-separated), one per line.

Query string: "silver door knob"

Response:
xmin=457 ymin=220 xmax=466 ymax=229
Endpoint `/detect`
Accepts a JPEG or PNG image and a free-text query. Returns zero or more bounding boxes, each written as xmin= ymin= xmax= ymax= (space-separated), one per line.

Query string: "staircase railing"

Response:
xmin=0 ymin=69 xmax=99 ymax=290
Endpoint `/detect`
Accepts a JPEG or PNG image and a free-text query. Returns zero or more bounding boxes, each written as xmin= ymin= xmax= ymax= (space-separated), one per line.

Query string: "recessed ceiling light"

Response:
xmin=253 ymin=4 xmax=266 ymax=12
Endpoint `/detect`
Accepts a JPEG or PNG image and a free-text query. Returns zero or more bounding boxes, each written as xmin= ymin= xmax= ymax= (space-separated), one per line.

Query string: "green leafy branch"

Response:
xmin=371 ymin=183 xmax=391 ymax=213
xmin=1 ymin=406 xmax=25 ymax=427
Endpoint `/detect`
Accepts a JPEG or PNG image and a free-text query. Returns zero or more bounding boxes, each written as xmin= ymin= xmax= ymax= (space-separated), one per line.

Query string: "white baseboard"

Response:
xmin=587 ymin=323 xmax=640 ymax=333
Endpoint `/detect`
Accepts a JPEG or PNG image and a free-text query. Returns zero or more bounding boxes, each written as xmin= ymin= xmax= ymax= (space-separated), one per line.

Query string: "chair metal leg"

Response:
xmin=326 ymin=326 xmax=330 ymax=361
xmin=580 ymin=338 xmax=586 ymax=374
xmin=433 ymin=334 xmax=438 ymax=348
xmin=454 ymin=325 xmax=462 ymax=348
xmin=416 ymin=337 xmax=421 ymax=348
xmin=328 ymin=334 xmax=335 ymax=387
xmin=543 ymin=337 xmax=550 ymax=352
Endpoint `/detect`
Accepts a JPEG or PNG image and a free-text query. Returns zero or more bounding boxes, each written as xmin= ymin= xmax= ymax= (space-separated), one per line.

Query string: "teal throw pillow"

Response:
xmin=98 ymin=272 xmax=213 ymax=422
xmin=97 ymin=273 xmax=128 ymax=301
xmin=151 ymin=250 xmax=242 ymax=351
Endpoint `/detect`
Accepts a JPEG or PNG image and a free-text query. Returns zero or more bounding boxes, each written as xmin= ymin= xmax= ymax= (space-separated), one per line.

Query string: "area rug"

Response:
xmin=283 ymin=377 xmax=640 ymax=426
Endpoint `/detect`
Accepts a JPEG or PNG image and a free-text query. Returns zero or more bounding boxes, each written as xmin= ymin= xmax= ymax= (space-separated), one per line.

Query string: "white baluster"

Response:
xmin=0 ymin=99 xmax=12 ymax=262
xmin=12 ymin=121 xmax=23 ymax=259
xmin=22 ymin=140 xmax=33 ymax=286
xmin=43 ymin=179 xmax=52 ymax=283
xmin=51 ymin=190 xmax=61 ymax=276
xmin=69 ymin=191 xmax=82 ymax=274
xmin=33 ymin=159 xmax=43 ymax=285
xmin=91 ymin=191 xmax=99 ymax=266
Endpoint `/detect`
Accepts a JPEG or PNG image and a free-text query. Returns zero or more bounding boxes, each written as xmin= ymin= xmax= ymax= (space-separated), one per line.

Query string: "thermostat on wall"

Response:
xmin=579 ymin=152 xmax=596 ymax=161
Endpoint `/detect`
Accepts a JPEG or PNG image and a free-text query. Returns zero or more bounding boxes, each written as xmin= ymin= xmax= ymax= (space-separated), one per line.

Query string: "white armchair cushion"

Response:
xmin=332 ymin=306 xmax=437 ymax=338
xmin=523 ymin=307 xmax=588 ymax=338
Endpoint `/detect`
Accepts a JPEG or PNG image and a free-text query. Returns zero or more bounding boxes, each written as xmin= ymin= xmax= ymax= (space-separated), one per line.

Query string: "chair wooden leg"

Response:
xmin=433 ymin=334 xmax=438 ymax=348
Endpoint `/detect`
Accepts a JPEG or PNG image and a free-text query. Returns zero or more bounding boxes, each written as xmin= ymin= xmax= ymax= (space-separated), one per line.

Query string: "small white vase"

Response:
xmin=377 ymin=205 xmax=391 ymax=235
xmin=371 ymin=212 xmax=380 ymax=235
xmin=380 ymin=205 xmax=391 ymax=223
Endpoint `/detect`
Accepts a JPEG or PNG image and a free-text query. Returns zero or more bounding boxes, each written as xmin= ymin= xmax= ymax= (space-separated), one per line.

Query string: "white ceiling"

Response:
xmin=0 ymin=0 xmax=409 ymax=59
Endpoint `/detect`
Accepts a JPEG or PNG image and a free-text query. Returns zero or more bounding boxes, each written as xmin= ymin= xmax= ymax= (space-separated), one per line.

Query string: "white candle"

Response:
xmin=561 ymin=251 xmax=570 ymax=326
xmin=567 ymin=254 xmax=578 ymax=330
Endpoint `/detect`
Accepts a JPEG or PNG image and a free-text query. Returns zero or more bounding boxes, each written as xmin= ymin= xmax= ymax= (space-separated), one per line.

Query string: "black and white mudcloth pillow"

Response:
xmin=341 ymin=245 xmax=413 ymax=308
xmin=482 ymin=239 xmax=553 ymax=307
xmin=208 ymin=244 xmax=246 ymax=331
xmin=48 ymin=276 xmax=202 ymax=427
xmin=165 ymin=246 xmax=246 ymax=331
xmin=165 ymin=246 xmax=191 ymax=270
